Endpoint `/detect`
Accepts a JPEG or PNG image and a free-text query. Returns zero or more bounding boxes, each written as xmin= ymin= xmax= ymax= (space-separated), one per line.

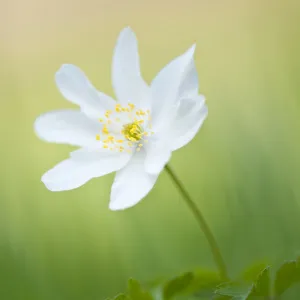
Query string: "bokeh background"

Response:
xmin=1 ymin=0 xmax=300 ymax=299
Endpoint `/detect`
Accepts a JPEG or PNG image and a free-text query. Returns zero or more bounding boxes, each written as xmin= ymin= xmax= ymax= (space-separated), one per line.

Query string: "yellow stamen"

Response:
xmin=128 ymin=103 xmax=135 ymax=110
xmin=122 ymin=121 xmax=143 ymax=142
xmin=102 ymin=126 xmax=109 ymax=135
xmin=99 ymin=104 xmax=153 ymax=150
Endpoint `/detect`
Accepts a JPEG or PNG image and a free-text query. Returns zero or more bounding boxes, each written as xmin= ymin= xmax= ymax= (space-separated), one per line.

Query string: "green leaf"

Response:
xmin=145 ymin=276 xmax=169 ymax=289
xmin=215 ymin=267 xmax=271 ymax=300
xmin=274 ymin=259 xmax=300 ymax=296
xmin=163 ymin=272 xmax=194 ymax=299
xmin=248 ymin=266 xmax=270 ymax=297
xmin=106 ymin=293 xmax=131 ymax=300
xmin=128 ymin=278 xmax=153 ymax=300
xmin=241 ymin=262 xmax=269 ymax=283
xmin=186 ymin=269 xmax=223 ymax=298
xmin=213 ymin=296 xmax=233 ymax=300
xmin=114 ymin=294 xmax=131 ymax=300
xmin=163 ymin=269 xmax=222 ymax=299
xmin=215 ymin=281 xmax=252 ymax=300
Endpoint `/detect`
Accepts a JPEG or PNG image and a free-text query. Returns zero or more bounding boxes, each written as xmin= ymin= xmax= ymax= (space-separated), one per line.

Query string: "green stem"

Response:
xmin=165 ymin=164 xmax=228 ymax=281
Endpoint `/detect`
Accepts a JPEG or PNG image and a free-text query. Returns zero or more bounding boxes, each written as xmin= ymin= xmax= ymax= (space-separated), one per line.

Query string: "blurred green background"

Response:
xmin=1 ymin=0 xmax=300 ymax=298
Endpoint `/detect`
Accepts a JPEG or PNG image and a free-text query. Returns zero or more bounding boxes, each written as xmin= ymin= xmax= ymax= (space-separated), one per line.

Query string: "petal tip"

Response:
xmin=119 ymin=26 xmax=136 ymax=39
xmin=33 ymin=114 xmax=49 ymax=141
xmin=123 ymin=25 xmax=132 ymax=31
xmin=108 ymin=201 xmax=127 ymax=211
xmin=41 ymin=174 xmax=56 ymax=192
xmin=108 ymin=203 xmax=120 ymax=211
xmin=187 ymin=43 xmax=196 ymax=57
xmin=55 ymin=64 xmax=76 ymax=78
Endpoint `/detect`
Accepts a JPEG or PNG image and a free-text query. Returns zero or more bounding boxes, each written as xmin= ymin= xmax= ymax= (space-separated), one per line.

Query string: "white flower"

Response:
xmin=34 ymin=27 xmax=208 ymax=210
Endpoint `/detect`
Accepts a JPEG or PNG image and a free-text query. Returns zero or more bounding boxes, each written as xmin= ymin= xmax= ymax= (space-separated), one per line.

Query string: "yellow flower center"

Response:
xmin=122 ymin=121 xmax=143 ymax=142
xmin=95 ymin=103 xmax=153 ymax=153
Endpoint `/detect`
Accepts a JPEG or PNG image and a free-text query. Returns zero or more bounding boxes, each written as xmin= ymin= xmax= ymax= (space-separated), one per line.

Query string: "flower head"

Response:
xmin=34 ymin=27 xmax=208 ymax=210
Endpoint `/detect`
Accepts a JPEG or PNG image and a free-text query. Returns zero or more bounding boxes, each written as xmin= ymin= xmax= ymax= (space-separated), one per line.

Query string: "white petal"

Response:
xmin=176 ymin=95 xmax=205 ymax=120
xmin=55 ymin=64 xmax=115 ymax=118
xmin=112 ymin=27 xmax=151 ymax=109
xmin=144 ymin=138 xmax=172 ymax=174
xmin=34 ymin=110 xmax=101 ymax=147
xmin=151 ymin=45 xmax=196 ymax=131
xmin=178 ymin=59 xmax=199 ymax=99
xmin=70 ymin=147 xmax=132 ymax=160
xmin=42 ymin=150 xmax=131 ymax=192
xmin=171 ymin=97 xmax=208 ymax=151
xmin=109 ymin=151 xmax=158 ymax=210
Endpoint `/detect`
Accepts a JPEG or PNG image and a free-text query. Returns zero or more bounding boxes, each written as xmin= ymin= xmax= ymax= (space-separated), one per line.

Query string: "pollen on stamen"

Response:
xmin=95 ymin=134 xmax=101 ymax=141
xmin=105 ymin=110 xmax=112 ymax=118
xmin=102 ymin=126 xmax=109 ymax=135
xmin=115 ymin=104 xmax=122 ymax=112
xmin=128 ymin=103 xmax=135 ymax=110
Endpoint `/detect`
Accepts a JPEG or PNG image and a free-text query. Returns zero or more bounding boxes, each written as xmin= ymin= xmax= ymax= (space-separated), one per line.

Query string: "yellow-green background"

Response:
xmin=1 ymin=0 xmax=300 ymax=299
